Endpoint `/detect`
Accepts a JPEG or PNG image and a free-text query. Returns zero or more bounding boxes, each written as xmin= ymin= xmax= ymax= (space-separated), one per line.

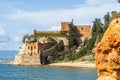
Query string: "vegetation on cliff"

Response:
xmin=68 ymin=21 xmax=79 ymax=49
xmin=50 ymin=11 xmax=120 ymax=62
xmin=21 ymin=11 xmax=120 ymax=63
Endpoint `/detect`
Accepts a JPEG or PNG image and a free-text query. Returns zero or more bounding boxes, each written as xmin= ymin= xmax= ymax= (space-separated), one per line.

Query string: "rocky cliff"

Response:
xmin=14 ymin=39 xmax=60 ymax=66
xmin=94 ymin=18 xmax=120 ymax=80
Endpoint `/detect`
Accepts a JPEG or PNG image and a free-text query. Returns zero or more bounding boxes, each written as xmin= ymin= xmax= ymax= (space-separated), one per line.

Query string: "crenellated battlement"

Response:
xmin=34 ymin=29 xmax=60 ymax=35
xmin=33 ymin=21 xmax=91 ymax=39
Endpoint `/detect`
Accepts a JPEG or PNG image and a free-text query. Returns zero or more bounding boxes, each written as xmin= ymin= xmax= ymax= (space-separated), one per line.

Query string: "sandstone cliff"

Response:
xmin=94 ymin=18 xmax=120 ymax=80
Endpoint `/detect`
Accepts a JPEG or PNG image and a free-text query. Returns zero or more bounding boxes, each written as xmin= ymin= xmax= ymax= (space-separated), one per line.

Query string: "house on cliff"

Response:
xmin=14 ymin=21 xmax=91 ymax=65
xmin=24 ymin=37 xmax=57 ymax=56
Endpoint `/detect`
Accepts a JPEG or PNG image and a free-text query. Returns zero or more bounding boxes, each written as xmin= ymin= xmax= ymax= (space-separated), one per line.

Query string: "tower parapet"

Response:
xmin=61 ymin=22 xmax=71 ymax=31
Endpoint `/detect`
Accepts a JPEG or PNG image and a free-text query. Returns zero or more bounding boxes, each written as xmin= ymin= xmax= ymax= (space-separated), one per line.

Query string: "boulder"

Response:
xmin=94 ymin=18 xmax=120 ymax=80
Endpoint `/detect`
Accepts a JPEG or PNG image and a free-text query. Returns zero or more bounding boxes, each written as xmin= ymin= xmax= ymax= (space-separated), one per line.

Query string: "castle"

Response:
xmin=25 ymin=22 xmax=91 ymax=56
xmin=34 ymin=22 xmax=91 ymax=40
xmin=61 ymin=22 xmax=91 ymax=40
xmin=14 ymin=21 xmax=91 ymax=65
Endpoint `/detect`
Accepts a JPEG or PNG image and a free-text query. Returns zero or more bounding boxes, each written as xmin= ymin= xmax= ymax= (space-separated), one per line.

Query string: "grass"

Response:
xmin=34 ymin=33 xmax=66 ymax=37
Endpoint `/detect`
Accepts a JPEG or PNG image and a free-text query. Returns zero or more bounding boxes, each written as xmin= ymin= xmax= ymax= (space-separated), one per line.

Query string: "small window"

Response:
xmin=31 ymin=46 xmax=33 ymax=50
xmin=34 ymin=46 xmax=36 ymax=49
xmin=81 ymin=28 xmax=83 ymax=30
xmin=30 ymin=52 xmax=32 ymax=56
xmin=28 ymin=46 xmax=30 ymax=49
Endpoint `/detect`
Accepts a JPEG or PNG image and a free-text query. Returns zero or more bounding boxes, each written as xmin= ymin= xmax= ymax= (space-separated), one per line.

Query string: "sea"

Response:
xmin=0 ymin=50 xmax=97 ymax=80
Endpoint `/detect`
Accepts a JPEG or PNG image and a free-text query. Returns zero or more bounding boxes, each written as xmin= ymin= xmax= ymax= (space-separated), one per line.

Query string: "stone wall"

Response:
xmin=61 ymin=22 xmax=71 ymax=31
xmin=77 ymin=25 xmax=91 ymax=39
xmin=53 ymin=37 xmax=68 ymax=45
xmin=14 ymin=54 xmax=41 ymax=66
xmin=61 ymin=22 xmax=91 ymax=39
xmin=34 ymin=29 xmax=60 ymax=35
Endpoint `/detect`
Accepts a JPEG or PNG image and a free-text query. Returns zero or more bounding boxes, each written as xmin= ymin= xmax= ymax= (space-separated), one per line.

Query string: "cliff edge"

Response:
xmin=94 ymin=18 xmax=120 ymax=80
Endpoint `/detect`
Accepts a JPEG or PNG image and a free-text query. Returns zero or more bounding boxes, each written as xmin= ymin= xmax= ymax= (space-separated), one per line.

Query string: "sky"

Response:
xmin=0 ymin=0 xmax=119 ymax=50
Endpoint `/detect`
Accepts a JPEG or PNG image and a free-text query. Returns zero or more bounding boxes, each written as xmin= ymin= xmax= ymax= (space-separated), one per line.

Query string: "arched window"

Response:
xmin=34 ymin=46 xmax=36 ymax=49
xmin=31 ymin=46 xmax=33 ymax=50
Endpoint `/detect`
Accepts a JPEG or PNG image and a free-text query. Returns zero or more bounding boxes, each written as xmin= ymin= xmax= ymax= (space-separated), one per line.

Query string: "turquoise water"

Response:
xmin=0 ymin=64 xmax=97 ymax=80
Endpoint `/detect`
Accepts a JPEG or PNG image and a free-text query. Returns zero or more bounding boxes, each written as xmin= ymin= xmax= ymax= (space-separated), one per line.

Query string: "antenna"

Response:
xmin=72 ymin=19 xmax=74 ymax=23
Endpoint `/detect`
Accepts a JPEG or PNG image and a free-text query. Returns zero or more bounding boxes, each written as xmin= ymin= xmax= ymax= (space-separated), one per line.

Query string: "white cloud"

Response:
xmin=1 ymin=0 xmax=119 ymax=50
xmin=47 ymin=26 xmax=61 ymax=31
xmin=0 ymin=27 xmax=5 ymax=35
xmin=13 ymin=36 xmax=22 ymax=42
xmin=5 ymin=1 xmax=120 ymax=28
xmin=85 ymin=0 xmax=116 ymax=6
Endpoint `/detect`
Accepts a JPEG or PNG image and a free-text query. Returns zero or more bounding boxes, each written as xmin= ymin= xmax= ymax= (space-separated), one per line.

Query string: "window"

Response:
xmin=81 ymin=27 xmax=83 ymax=30
xmin=34 ymin=46 xmax=36 ymax=49
xmin=30 ymin=52 xmax=32 ymax=56
xmin=28 ymin=46 xmax=30 ymax=49
xmin=31 ymin=46 xmax=33 ymax=51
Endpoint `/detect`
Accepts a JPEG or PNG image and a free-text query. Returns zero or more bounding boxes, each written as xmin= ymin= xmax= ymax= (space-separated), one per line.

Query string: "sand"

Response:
xmin=48 ymin=61 xmax=96 ymax=68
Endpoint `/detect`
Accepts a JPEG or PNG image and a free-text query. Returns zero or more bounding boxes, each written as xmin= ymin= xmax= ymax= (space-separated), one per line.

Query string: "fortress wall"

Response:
xmin=14 ymin=54 xmax=41 ymax=66
xmin=38 ymin=37 xmax=68 ymax=46
xmin=34 ymin=30 xmax=60 ymax=35
xmin=61 ymin=22 xmax=91 ymax=39
xmin=76 ymin=25 xmax=91 ymax=39
xmin=52 ymin=37 xmax=68 ymax=46
xmin=61 ymin=22 xmax=71 ymax=31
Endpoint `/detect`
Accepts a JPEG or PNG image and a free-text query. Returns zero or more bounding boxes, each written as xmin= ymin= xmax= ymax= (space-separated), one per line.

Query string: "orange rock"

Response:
xmin=94 ymin=18 xmax=120 ymax=80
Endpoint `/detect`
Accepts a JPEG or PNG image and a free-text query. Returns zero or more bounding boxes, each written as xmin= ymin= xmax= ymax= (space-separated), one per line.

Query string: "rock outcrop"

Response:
xmin=94 ymin=18 xmax=120 ymax=80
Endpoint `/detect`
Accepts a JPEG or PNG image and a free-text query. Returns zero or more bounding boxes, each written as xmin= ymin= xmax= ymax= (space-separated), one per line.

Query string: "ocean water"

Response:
xmin=0 ymin=64 xmax=97 ymax=80
xmin=0 ymin=50 xmax=18 ymax=58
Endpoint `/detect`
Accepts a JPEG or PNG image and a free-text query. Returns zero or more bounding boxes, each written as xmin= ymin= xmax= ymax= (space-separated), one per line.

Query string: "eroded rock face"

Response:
xmin=94 ymin=18 xmax=120 ymax=80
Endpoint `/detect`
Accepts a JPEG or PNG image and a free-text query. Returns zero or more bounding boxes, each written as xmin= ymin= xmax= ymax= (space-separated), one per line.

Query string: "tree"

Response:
xmin=92 ymin=18 xmax=103 ymax=37
xmin=111 ymin=11 xmax=120 ymax=20
xmin=103 ymin=12 xmax=110 ymax=32
xmin=68 ymin=21 xmax=77 ymax=49
xmin=22 ymin=34 xmax=30 ymax=43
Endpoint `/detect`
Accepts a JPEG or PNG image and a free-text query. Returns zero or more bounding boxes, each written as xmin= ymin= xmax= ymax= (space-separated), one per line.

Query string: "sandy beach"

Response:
xmin=48 ymin=61 xmax=96 ymax=68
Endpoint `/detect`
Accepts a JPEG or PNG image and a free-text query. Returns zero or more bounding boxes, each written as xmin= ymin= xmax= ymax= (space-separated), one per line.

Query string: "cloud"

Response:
xmin=0 ymin=35 xmax=22 ymax=50
xmin=0 ymin=27 xmax=5 ymax=35
xmin=13 ymin=36 xmax=22 ymax=42
xmin=5 ymin=1 xmax=120 ymax=28
xmin=1 ymin=0 xmax=120 ymax=50
xmin=0 ymin=27 xmax=22 ymax=50
xmin=47 ymin=26 xmax=61 ymax=31
xmin=85 ymin=0 xmax=116 ymax=6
